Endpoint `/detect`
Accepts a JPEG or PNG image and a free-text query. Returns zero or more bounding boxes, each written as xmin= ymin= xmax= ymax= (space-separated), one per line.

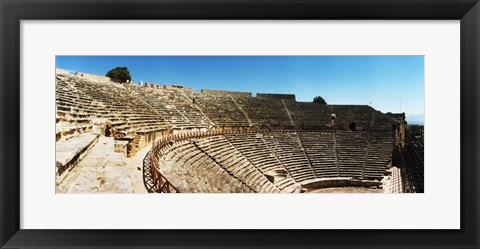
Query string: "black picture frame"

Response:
xmin=1 ymin=0 xmax=478 ymax=248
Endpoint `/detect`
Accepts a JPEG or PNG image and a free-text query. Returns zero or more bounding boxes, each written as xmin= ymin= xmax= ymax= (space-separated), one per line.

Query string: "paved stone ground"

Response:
xmin=57 ymin=136 xmax=133 ymax=193
xmin=125 ymin=146 xmax=149 ymax=193
xmin=57 ymin=137 xmax=397 ymax=194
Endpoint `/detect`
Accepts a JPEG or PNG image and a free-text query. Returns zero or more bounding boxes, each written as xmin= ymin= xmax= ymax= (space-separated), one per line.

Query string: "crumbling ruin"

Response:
xmin=55 ymin=69 xmax=422 ymax=193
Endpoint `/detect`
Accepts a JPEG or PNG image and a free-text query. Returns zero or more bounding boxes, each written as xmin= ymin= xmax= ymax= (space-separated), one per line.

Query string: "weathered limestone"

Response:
xmin=299 ymin=132 xmax=338 ymax=178
xmin=74 ymin=72 xmax=111 ymax=83
xmin=336 ymin=131 xmax=368 ymax=178
xmin=384 ymin=166 xmax=403 ymax=193
xmin=152 ymin=131 xmax=395 ymax=192
xmin=194 ymin=136 xmax=281 ymax=193
xmin=56 ymin=137 xmax=133 ymax=193
xmin=56 ymin=68 xmax=70 ymax=75
xmin=365 ymin=132 xmax=394 ymax=180
xmin=201 ymin=89 xmax=252 ymax=98
xmin=263 ymin=132 xmax=316 ymax=182
xmin=257 ymin=93 xmax=296 ymax=101
xmin=234 ymin=97 xmax=293 ymax=128
xmin=224 ymin=133 xmax=301 ymax=192
xmin=56 ymin=132 xmax=100 ymax=185
xmin=194 ymin=95 xmax=250 ymax=127
xmin=56 ymin=74 xmax=171 ymax=156
xmin=159 ymin=140 xmax=253 ymax=193
xmin=55 ymin=71 xmax=402 ymax=193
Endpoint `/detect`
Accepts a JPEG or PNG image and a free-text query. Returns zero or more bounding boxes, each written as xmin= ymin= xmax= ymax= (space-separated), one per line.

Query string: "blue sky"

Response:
xmin=56 ymin=56 xmax=424 ymax=116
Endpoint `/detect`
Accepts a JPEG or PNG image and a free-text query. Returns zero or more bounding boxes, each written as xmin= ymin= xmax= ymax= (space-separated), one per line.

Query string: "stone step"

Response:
xmin=56 ymin=132 xmax=100 ymax=184
xmin=56 ymin=136 xmax=133 ymax=193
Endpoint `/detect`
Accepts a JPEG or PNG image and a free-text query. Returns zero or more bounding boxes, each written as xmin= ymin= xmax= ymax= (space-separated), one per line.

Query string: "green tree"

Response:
xmin=106 ymin=67 xmax=132 ymax=83
xmin=313 ymin=96 xmax=327 ymax=105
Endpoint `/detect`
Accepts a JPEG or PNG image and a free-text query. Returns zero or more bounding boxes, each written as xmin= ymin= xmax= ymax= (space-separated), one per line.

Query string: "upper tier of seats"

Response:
xmin=193 ymin=95 xmax=251 ymax=128
xmin=56 ymin=72 xmax=397 ymax=133
xmin=56 ymin=74 xmax=170 ymax=140
xmin=56 ymin=72 xmax=401 ymax=192
xmin=234 ymin=97 xmax=294 ymax=128
xmin=283 ymin=101 xmax=334 ymax=130
xmin=133 ymin=86 xmax=213 ymax=129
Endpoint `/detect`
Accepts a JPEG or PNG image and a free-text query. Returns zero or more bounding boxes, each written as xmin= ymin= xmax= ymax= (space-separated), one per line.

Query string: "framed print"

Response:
xmin=1 ymin=0 xmax=479 ymax=248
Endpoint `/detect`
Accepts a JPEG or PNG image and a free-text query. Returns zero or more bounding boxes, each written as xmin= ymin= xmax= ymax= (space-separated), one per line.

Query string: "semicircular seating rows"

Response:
xmin=55 ymin=72 xmax=399 ymax=192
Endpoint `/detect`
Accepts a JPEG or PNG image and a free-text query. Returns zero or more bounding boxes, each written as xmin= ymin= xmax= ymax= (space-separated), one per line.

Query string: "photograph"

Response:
xmin=55 ymin=55 xmax=424 ymax=194
xmin=3 ymin=0 xmax=478 ymax=247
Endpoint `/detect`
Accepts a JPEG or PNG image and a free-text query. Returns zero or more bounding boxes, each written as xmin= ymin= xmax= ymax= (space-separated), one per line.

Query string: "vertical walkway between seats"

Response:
xmin=281 ymin=99 xmax=296 ymax=127
xmin=333 ymin=131 xmax=340 ymax=177
xmin=295 ymin=132 xmax=318 ymax=178
xmin=229 ymin=95 xmax=253 ymax=126
xmin=192 ymin=139 xmax=257 ymax=193
xmin=178 ymin=91 xmax=214 ymax=126
xmin=370 ymin=111 xmax=376 ymax=128
xmin=258 ymin=134 xmax=294 ymax=177
xmin=128 ymin=88 xmax=170 ymax=125
xmin=361 ymin=133 xmax=372 ymax=179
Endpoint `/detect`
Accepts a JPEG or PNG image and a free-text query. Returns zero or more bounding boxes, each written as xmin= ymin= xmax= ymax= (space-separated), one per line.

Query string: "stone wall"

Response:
xmin=166 ymin=85 xmax=196 ymax=93
xmin=386 ymin=112 xmax=406 ymax=122
xmin=75 ymin=72 xmax=111 ymax=83
xmin=201 ymin=89 xmax=252 ymax=97
xmin=257 ymin=93 xmax=296 ymax=101
xmin=56 ymin=68 xmax=70 ymax=75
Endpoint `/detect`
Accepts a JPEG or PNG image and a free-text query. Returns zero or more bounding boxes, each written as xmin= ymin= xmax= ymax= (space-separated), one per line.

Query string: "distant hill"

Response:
xmin=406 ymin=113 xmax=424 ymax=125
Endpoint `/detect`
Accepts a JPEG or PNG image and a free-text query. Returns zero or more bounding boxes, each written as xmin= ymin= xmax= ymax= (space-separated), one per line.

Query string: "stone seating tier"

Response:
xmin=194 ymin=136 xmax=281 ymax=193
xmin=58 ymin=73 xmax=397 ymax=136
xmin=134 ymin=87 xmax=214 ymax=128
xmin=234 ymin=97 xmax=293 ymax=128
xmin=283 ymin=101 xmax=333 ymax=129
xmin=168 ymin=88 xmax=213 ymax=127
xmin=299 ymin=132 xmax=339 ymax=178
xmin=56 ymin=76 xmax=170 ymax=139
xmin=159 ymin=140 xmax=254 ymax=193
xmin=263 ymin=132 xmax=316 ymax=182
xmin=224 ymin=133 xmax=300 ymax=191
xmin=56 ymin=132 xmax=100 ymax=184
xmin=364 ymin=132 xmax=394 ymax=179
xmin=153 ymin=131 xmax=394 ymax=192
xmin=194 ymin=96 xmax=250 ymax=127
xmin=335 ymin=131 xmax=368 ymax=178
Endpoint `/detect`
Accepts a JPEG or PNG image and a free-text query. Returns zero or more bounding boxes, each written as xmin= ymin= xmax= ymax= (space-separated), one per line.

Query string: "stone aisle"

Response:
xmin=384 ymin=166 xmax=403 ymax=193
xmin=125 ymin=146 xmax=150 ymax=193
xmin=57 ymin=136 xmax=133 ymax=193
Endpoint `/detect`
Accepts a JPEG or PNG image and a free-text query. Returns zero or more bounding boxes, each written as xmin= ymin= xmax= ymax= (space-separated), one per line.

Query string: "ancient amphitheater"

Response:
xmin=55 ymin=69 xmax=424 ymax=193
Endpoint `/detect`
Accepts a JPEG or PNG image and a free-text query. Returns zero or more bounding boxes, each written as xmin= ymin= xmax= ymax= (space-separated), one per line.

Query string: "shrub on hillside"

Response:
xmin=106 ymin=67 xmax=132 ymax=83
xmin=313 ymin=96 xmax=327 ymax=105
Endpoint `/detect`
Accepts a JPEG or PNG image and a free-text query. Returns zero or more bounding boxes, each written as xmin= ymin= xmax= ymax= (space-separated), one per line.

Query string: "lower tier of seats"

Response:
xmin=153 ymin=131 xmax=394 ymax=193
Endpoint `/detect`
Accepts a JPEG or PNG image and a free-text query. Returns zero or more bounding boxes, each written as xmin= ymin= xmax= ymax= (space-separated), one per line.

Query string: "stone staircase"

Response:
xmin=56 ymin=136 xmax=133 ymax=193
